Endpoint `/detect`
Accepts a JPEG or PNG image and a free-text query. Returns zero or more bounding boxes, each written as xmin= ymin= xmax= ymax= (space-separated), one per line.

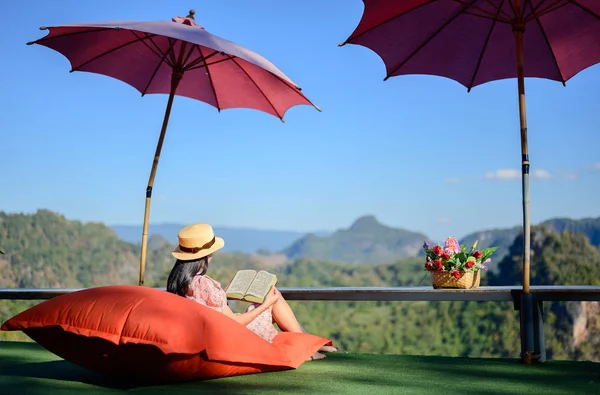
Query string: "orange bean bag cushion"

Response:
xmin=1 ymin=285 xmax=332 ymax=383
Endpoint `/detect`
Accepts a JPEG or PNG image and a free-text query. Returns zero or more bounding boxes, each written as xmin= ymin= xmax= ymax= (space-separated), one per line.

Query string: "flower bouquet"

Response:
xmin=423 ymin=237 xmax=498 ymax=289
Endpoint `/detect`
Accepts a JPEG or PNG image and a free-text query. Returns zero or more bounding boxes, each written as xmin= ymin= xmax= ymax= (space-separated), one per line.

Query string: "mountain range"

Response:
xmin=111 ymin=223 xmax=330 ymax=254
xmin=281 ymin=215 xmax=427 ymax=264
xmin=111 ymin=214 xmax=600 ymax=265
xmin=460 ymin=216 xmax=600 ymax=261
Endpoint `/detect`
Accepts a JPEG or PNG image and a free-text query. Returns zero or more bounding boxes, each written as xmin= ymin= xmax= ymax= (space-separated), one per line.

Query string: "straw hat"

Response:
xmin=171 ymin=224 xmax=225 ymax=260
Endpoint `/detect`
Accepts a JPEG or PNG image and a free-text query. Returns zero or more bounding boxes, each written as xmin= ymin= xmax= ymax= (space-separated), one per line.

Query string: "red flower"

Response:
xmin=451 ymin=270 xmax=461 ymax=279
xmin=425 ymin=261 xmax=434 ymax=271
xmin=465 ymin=261 xmax=475 ymax=269
xmin=473 ymin=250 xmax=483 ymax=259
xmin=440 ymin=252 xmax=450 ymax=260
xmin=434 ymin=260 xmax=443 ymax=271
xmin=432 ymin=245 xmax=443 ymax=256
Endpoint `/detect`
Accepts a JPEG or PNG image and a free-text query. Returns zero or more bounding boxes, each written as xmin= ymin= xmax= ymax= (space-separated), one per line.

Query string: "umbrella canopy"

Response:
xmin=30 ymin=10 xmax=317 ymax=118
xmin=340 ymin=0 xmax=600 ymax=363
xmin=28 ymin=10 xmax=320 ymax=285
xmin=342 ymin=0 xmax=600 ymax=88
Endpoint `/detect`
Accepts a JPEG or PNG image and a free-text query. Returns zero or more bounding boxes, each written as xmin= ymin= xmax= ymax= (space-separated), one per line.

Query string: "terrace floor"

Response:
xmin=0 ymin=342 xmax=598 ymax=394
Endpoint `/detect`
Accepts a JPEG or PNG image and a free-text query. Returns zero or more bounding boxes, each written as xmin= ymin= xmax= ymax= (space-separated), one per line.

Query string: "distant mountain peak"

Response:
xmin=349 ymin=215 xmax=382 ymax=231
xmin=282 ymin=215 xmax=429 ymax=264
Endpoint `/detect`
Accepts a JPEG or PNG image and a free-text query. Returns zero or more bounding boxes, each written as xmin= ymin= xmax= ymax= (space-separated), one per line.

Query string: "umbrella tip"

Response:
xmin=39 ymin=26 xmax=48 ymax=30
xmin=314 ymin=104 xmax=322 ymax=112
xmin=338 ymin=41 xmax=346 ymax=47
xmin=187 ymin=9 xmax=196 ymax=19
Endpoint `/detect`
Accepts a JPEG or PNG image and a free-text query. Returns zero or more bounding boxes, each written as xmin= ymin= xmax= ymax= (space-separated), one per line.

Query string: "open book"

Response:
xmin=224 ymin=269 xmax=278 ymax=304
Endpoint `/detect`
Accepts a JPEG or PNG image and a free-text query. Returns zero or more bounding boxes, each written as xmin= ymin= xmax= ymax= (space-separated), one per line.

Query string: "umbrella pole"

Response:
xmin=138 ymin=72 xmax=183 ymax=286
xmin=513 ymin=17 xmax=534 ymax=364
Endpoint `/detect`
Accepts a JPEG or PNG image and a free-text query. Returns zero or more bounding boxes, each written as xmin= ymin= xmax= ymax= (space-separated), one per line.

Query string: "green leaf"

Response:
xmin=481 ymin=246 xmax=499 ymax=260
xmin=455 ymin=252 xmax=467 ymax=263
xmin=481 ymin=247 xmax=499 ymax=255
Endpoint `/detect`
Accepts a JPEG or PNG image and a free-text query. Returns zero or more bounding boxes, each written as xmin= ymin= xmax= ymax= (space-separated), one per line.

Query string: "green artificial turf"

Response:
xmin=0 ymin=342 xmax=598 ymax=394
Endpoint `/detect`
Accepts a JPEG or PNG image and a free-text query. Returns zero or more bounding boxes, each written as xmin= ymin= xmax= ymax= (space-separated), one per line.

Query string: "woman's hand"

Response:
xmin=263 ymin=287 xmax=281 ymax=307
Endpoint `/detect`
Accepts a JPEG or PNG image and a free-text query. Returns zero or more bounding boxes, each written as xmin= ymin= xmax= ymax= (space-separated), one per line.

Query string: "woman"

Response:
xmin=166 ymin=223 xmax=336 ymax=360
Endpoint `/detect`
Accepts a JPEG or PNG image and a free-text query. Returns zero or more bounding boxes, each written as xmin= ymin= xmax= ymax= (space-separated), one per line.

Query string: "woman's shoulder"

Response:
xmin=193 ymin=274 xmax=222 ymax=289
xmin=187 ymin=274 xmax=226 ymax=308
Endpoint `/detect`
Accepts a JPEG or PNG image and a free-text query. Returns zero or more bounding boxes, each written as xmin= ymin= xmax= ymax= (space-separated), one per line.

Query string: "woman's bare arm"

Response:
xmin=221 ymin=287 xmax=280 ymax=326
xmin=221 ymin=304 xmax=268 ymax=326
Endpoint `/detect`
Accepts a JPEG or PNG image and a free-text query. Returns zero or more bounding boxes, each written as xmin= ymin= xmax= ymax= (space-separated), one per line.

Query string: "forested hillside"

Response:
xmin=282 ymin=215 xmax=428 ymax=263
xmin=1 ymin=210 xmax=598 ymax=362
xmin=281 ymin=215 xmax=600 ymax=265
xmin=459 ymin=216 xmax=600 ymax=264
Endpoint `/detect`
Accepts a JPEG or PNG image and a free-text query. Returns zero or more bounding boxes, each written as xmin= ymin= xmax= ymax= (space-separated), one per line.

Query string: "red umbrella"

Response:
xmin=340 ymin=0 xmax=600 ymax=363
xmin=28 ymin=10 xmax=320 ymax=286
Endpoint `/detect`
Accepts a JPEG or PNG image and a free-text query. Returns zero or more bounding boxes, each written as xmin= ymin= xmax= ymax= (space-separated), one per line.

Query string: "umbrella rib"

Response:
xmin=70 ymin=34 xmax=157 ymax=72
xmin=521 ymin=0 xmax=537 ymax=20
xmin=569 ymin=0 xmax=600 ymax=19
xmin=141 ymin=40 xmax=177 ymax=96
xmin=144 ymin=34 xmax=174 ymax=67
xmin=186 ymin=56 xmax=234 ymax=71
xmin=343 ymin=0 xmax=438 ymax=43
xmin=230 ymin=59 xmax=320 ymax=113
xmin=533 ymin=15 xmax=566 ymax=85
xmin=467 ymin=0 xmax=506 ymax=91
xmin=462 ymin=10 xmax=509 ymax=22
xmin=196 ymin=46 xmax=221 ymax=111
xmin=185 ymin=49 xmax=219 ymax=70
xmin=542 ymin=1 xmax=570 ymax=15
xmin=28 ymin=27 xmax=109 ymax=45
xmin=230 ymin=56 xmax=282 ymax=119
xmin=507 ymin=0 xmax=518 ymax=16
xmin=481 ymin=0 xmax=513 ymax=19
xmin=527 ymin=0 xmax=569 ymax=20
xmin=384 ymin=0 xmax=479 ymax=80
xmin=181 ymin=43 xmax=197 ymax=67
xmin=129 ymin=31 xmax=166 ymax=62
xmin=528 ymin=0 xmax=556 ymax=17
xmin=166 ymin=38 xmax=178 ymax=67
xmin=268 ymin=74 xmax=320 ymax=110
xmin=453 ymin=0 xmax=511 ymax=21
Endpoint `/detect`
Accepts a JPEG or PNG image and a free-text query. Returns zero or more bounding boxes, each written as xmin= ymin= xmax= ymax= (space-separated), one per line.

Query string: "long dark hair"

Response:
xmin=166 ymin=256 xmax=209 ymax=297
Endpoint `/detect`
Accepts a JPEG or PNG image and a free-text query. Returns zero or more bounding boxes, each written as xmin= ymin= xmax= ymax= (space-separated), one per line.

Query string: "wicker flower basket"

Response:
xmin=431 ymin=270 xmax=481 ymax=289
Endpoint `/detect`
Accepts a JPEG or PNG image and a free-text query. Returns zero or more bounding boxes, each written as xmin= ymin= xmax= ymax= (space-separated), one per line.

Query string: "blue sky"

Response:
xmin=1 ymin=0 xmax=599 ymax=241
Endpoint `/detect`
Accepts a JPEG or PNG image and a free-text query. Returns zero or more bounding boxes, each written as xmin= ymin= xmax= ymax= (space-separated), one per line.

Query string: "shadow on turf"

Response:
xmin=2 ymin=359 xmax=141 ymax=390
xmin=0 ymin=357 xmax=311 ymax=394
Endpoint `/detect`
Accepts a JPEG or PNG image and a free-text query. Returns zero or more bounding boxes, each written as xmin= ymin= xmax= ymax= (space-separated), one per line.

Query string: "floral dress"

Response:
xmin=186 ymin=274 xmax=279 ymax=342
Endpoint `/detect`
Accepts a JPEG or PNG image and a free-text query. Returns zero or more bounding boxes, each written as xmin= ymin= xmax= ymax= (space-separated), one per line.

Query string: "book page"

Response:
xmin=225 ymin=270 xmax=256 ymax=298
xmin=245 ymin=270 xmax=277 ymax=301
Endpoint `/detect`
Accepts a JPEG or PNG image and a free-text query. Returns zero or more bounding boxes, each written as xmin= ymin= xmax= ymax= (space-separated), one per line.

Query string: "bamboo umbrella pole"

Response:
xmin=513 ymin=0 xmax=534 ymax=364
xmin=139 ymin=12 xmax=196 ymax=285
xmin=138 ymin=72 xmax=182 ymax=286
xmin=514 ymin=14 xmax=531 ymax=299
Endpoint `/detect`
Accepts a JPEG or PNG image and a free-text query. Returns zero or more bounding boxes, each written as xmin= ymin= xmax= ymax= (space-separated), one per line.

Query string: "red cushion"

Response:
xmin=1 ymin=285 xmax=332 ymax=382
